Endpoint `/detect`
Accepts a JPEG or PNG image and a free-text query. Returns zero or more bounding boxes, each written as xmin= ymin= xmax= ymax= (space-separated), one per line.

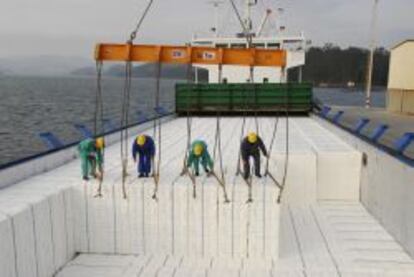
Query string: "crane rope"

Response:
xmin=229 ymin=0 xmax=256 ymax=181
xmin=276 ymin=85 xmax=290 ymax=204
xmin=94 ymin=61 xmax=105 ymax=198
xmin=128 ymin=0 xmax=154 ymax=42
xmin=217 ymin=1 xmax=285 ymax=203
xmin=180 ymin=63 xmax=197 ymax=198
xmin=152 ymin=62 xmax=162 ymax=200
xmin=264 ymin=115 xmax=282 ymax=189
xmin=118 ymin=0 xmax=154 ymax=200
xmin=252 ymin=74 xmax=259 ymax=135
xmin=264 ymin=115 xmax=279 ymax=173
xmin=236 ymin=77 xmax=254 ymax=203
xmin=120 ymin=61 xmax=132 ymax=199
xmin=211 ymin=64 xmax=230 ymax=203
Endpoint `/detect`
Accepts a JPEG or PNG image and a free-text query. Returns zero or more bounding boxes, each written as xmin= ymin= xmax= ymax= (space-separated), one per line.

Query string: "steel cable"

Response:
xmin=117 ymin=0 xmax=154 ymax=199
xmin=94 ymin=61 xmax=105 ymax=197
xmin=120 ymin=61 xmax=132 ymax=199
xmin=152 ymin=62 xmax=162 ymax=200
xmin=180 ymin=63 xmax=197 ymax=198
xmin=128 ymin=0 xmax=154 ymax=42
xmin=277 ymin=84 xmax=290 ymax=204
xmin=265 ymin=115 xmax=279 ymax=174
xmin=211 ymin=64 xmax=230 ymax=202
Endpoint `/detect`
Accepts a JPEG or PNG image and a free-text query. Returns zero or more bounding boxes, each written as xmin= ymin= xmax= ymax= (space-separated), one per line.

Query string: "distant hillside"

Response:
xmin=70 ymin=66 xmax=96 ymax=76
xmin=0 ymin=55 xmax=90 ymax=76
xmin=72 ymin=63 xmax=208 ymax=81
xmin=289 ymin=44 xmax=390 ymax=87
xmin=0 ymin=65 xmax=9 ymax=76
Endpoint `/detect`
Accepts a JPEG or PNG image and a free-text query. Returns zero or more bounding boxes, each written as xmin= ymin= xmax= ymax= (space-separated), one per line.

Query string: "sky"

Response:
xmin=0 ymin=0 xmax=413 ymax=59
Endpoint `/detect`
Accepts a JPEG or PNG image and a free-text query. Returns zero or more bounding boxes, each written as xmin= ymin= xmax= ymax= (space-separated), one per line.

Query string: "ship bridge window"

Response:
xmin=194 ymin=41 xmax=214 ymax=46
xmin=216 ymin=44 xmax=228 ymax=48
xmin=267 ymin=43 xmax=280 ymax=49
xmin=253 ymin=43 xmax=265 ymax=48
xmin=231 ymin=43 xmax=247 ymax=49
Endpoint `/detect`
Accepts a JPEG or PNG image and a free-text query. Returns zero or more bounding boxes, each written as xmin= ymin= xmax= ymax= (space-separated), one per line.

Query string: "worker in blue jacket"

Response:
xmin=132 ymin=134 xmax=156 ymax=178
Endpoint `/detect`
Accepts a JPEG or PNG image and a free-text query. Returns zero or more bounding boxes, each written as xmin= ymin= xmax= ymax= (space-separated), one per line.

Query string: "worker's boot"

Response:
xmin=138 ymin=173 xmax=144 ymax=178
xmin=83 ymin=176 xmax=89 ymax=181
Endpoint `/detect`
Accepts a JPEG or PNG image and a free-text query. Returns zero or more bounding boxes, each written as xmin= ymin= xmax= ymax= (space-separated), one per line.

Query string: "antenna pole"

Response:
xmin=365 ymin=0 xmax=379 ymax=108
xmin=215 ymin=2 xmax=219 ymax=37
xmin=244 ymin=0 xmax=257 ymax=32
xmin=208 ymin=1 xmax=223 ymax=37
xmin=245 ymin=0 xmax=251 ymax=32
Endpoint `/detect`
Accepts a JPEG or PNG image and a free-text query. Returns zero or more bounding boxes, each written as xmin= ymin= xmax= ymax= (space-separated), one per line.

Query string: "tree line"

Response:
xmin=289 ymin=44 xmax=390 ymax=87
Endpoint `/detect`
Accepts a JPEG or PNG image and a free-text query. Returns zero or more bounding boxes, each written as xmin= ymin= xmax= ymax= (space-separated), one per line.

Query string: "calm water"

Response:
xmin=314 ymin=87 xmax=386 ymax=108
xmin=0 ymin=76 xmax=386 ymax=167
xmin=0 ymin=76 xmax=177 ymax=166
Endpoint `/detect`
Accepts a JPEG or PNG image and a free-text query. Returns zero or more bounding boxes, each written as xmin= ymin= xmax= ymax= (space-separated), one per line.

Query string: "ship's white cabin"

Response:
xmin=191 ymin=35 xmax=306 ymax=83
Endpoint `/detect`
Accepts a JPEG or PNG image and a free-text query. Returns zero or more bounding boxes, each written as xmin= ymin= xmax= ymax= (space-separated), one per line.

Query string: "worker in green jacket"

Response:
xmin=78 ymin=137 xmax=105 ymax=181
xmin=186 ymin=140 xmax=213 ymax=176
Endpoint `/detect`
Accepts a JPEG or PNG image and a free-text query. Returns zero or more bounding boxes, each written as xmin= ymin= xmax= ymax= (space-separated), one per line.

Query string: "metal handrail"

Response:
xmin=0 ymin=113 xmax=174 ymax=171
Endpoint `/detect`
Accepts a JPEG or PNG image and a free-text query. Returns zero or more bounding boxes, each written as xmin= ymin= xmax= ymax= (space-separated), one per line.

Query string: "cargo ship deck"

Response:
xmin=1 ymin=117 xmax=414 ymax=277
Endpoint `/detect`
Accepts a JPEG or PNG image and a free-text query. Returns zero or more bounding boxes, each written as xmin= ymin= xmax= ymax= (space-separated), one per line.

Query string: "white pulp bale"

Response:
xmin=0 ymin=202 xmax=37 ymax=277
xmin=0 ymin=213 xmax=16 ymax=277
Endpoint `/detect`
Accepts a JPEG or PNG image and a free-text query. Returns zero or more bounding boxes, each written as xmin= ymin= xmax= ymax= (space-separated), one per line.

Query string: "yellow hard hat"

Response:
xmin=193 ymin=144 xmax=203 ymax=156
xmin=247 ymin=132 xmax=258 ymax=144
xmin=95 ymin=137 xmax=105 ymax=149
xmin=137 ymin=135 xmax=146 ymax=146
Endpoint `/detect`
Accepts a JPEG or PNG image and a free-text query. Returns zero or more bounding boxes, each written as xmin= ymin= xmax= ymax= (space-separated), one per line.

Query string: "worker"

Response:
xmin=132 ymin=134 xmax=156 ymax=178
xmin=186 ymin=140 xmax=213 ymax=177
xmin=78 ymin=137 xmax=105 ymax=181
xmin=241 ymin=132 xmax=268 ymax=180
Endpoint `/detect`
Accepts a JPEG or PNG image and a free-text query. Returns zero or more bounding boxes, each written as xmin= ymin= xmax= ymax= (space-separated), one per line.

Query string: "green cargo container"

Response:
xmin=175 ymin=83 xmax=313 ymax=115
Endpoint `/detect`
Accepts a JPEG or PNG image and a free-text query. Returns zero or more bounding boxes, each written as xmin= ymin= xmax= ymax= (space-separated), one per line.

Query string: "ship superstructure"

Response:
xmin=191 ymin=0 xmax=306 ymax=83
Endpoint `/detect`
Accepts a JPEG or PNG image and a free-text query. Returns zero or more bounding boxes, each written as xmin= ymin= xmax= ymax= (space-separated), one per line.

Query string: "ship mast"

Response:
xmin=208 ymin=1 xmax=224 ymax=37
xmin=243 ymin=0 xmax=257 ymax=33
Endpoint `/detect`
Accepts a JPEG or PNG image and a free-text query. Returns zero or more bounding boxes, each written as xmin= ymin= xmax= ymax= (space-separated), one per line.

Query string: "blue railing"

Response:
xmin=0 ymin=111 xmax=174 ymax=171
xmin=316 ymin=105 xmax=414 ymax=166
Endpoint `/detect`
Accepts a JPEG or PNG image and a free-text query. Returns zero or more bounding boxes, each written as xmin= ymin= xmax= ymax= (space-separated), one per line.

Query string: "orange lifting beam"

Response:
xmin=95 ymin=43 xmax=287 ymax=67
